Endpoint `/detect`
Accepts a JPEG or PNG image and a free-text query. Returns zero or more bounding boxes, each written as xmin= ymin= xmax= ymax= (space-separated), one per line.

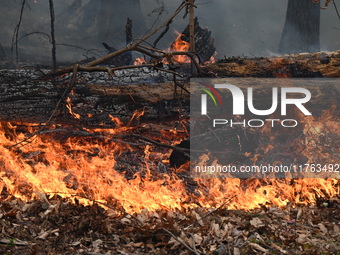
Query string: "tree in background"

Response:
xmin=58 ymin=0 xmax=147 ymax=48
xmin=279 ymin=0 xmax=320 ymax=54
xmin=96 ymin=0 xmax=146 ymax=45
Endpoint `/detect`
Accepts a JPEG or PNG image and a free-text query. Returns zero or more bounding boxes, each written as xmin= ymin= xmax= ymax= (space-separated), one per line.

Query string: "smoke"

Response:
xmin=0 ymin=0 xmax=339 ymax=65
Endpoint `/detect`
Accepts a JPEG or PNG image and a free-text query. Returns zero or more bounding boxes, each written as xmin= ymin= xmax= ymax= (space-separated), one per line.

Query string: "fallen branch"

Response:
xmin=49 ymin=1 xmax=190 ymax=76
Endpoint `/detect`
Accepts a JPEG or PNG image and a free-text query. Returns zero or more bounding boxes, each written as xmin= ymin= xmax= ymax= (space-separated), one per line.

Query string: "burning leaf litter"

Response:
xmin=0 ymin=117 xmax=339 ymax=254
xmin=0 ymin=121 xmax=338 ymax=213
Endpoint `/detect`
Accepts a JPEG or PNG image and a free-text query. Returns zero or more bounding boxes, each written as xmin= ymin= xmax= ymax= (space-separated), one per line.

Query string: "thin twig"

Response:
xmin=333 ymin=0 xmax=340 ymax=21
xmin=152 ymin=15 xmax=172 ymax=48
xmin=45 ymin=64 xmax=78 ymax=124
xmin=136 ymin=44 xmax=167 ymax=54
xmin=160 ymin=228 xmax=200 ymax=255
xmin=34 ymin=128 xmax=190 ymax=154
xmin=48 ymin=62 xmax=185 ymax=81
xmin=51 ymin=49 xmax=200 ymax=77
xmin=31 ymin=128 xmax=147 ymax=146
xmin=15 ymin=32 xmax=103 ymax=58
xmin=190 ymin=233 xmax=199 ymax=254
xmin=133 ymin=1 xmax=188 ymax=46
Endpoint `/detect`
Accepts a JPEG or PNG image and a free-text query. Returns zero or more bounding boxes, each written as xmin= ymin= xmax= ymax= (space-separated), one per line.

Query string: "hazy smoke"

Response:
xmin=0 ymin=0 xmax=339 ymax=65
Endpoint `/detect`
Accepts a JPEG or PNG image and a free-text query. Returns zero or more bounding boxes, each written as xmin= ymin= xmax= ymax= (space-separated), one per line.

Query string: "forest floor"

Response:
xmin=0 ymin=195 xmax=339 ymax=255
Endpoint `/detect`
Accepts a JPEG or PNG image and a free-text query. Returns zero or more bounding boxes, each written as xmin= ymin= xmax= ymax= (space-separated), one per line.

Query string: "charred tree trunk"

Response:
xmin=279 ymin=0 xmax=320 ymax=54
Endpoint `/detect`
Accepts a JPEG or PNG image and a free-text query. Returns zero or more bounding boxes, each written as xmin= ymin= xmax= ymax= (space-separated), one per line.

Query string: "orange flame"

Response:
xmin=0 ymin=112 xmax=338 ymax=214
xmin=133 ymin=30 xmax=217 ymax=65
xmin=66 ymin=97 xmax=81 ymax=119
xmin=170 ymin=31 xmax=191 ymax=63
xmin=169 ymin=31 xmax=217 ymax=64
xmin=134 ymin=57 xmax=146 ymax=66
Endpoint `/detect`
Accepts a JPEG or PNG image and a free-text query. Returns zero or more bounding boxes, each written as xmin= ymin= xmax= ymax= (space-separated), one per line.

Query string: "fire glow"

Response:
xmin=170 ymin=31 xmax=216 ymax=64
xmin=0 ymin=110 xmax=338 ymax=214
xmin=171 ymin=31 xmax=191 ymax=63
xmin=133 ymin=30 xmax=216 ymax=65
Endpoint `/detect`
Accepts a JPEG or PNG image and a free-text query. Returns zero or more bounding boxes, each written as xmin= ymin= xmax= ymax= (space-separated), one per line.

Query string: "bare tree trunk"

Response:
xmin=279 ymin=0 xmax=320 ymax=54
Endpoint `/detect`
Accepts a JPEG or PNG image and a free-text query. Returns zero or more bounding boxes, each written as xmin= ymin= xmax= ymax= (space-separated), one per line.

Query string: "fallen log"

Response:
xmin=0 ymin=68 xmax=190 ymax=127
xmin=206 ymin=50 xmax=340 ymax=78
xmin=0 ymin=51 xmax=339 ymax=127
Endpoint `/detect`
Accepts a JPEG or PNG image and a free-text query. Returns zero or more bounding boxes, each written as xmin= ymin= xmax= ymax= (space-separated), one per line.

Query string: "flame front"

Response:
xmin=0 ymin=122 xmax=188 ymax=213
xmin=0 ymin=118 xmax=338 ymax=214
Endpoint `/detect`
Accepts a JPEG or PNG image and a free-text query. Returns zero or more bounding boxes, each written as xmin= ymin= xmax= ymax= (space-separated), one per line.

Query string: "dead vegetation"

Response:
xmin=0 ymin=194 xmax=339 ymax=255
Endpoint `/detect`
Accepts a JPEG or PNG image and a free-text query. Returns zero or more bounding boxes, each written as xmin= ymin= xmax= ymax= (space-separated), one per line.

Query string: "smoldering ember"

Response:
xmin=0 ymin=1 xmax=339 ymax=255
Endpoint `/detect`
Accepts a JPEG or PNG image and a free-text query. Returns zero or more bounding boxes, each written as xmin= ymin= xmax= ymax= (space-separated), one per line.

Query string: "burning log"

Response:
xmin=206 ymin=50 xmax=340 ymax=77
xmin=1 ymin=50 xmax=339 ymax=127
xmin=0 ymin=68 xmax=189 ymax=127
xmin=1 ymin=48 xmax=339 ymax=127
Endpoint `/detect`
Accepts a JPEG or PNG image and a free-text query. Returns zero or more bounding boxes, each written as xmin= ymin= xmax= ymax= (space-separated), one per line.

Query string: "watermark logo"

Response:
xmin=201 ymin=83 xmax=312 ymax=116
xmin=190 ymin=78 xmax=339 ymax=179
xmin=199 ymin=83 xmax=223 ymax=114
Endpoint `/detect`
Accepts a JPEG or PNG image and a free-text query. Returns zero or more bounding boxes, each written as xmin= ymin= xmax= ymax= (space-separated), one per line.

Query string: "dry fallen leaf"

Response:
xmin=193 ymin=233 xmax=203 ymax=246
xmin=296 ymin=234 xmax=309 ymax=244
xmin=318 ymin=223 xmax=328 ymax=235
xmin=233 ymin=247 xmax=241 ymax=255
xmin=250 ymin=217 xmax=265 ymax=228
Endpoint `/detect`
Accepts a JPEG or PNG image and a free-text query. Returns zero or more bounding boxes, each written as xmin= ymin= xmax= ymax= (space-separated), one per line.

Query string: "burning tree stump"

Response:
xmin=174 ymin=17 xmax=216 ymax=63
